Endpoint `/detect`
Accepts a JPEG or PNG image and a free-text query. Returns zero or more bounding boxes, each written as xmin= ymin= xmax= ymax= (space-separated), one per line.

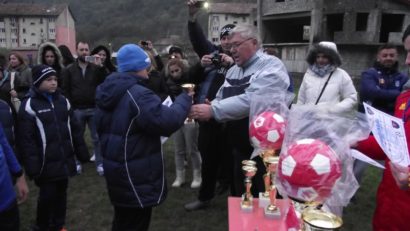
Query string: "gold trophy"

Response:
xmin=263 ymin=156 xmax=281 ymax=219
xmin=302 ymin=208 xmax=342 ymax=230
xmin=240 ymin=164 xmax=257 ymax=212
xmin=181 ymin=83 xmax=195 ymax=96
xmin=258 ymin=149 xmax=276 ymax=208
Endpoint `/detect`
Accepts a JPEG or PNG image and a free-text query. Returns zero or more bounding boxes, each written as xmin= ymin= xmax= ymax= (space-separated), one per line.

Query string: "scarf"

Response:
xmin=309 ymin=64 xmax=336 ymax=77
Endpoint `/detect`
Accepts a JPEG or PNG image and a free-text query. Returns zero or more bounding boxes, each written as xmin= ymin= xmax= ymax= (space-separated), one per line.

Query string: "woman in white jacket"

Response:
xmin=297 ymin=41 xmax=357 ymax=114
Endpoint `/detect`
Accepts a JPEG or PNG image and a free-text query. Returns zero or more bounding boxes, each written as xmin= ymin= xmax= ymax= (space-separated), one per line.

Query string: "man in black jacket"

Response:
xmin=61 ymin=41 xmax=106 ymax=176
xmin=184 ymin=0 xmax=236 ymax=211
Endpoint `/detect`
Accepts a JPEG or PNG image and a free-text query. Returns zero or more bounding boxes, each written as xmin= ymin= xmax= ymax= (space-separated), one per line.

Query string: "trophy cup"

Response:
xmin=302 ymin=208 xmax=343 ymax=231
xmin=264 ymin=156 xmax=281 ymax=219
xmin=240 ymin=164 xmax=257 ymax=212
xmin=258 ymin=150 xmax=277 ymax=208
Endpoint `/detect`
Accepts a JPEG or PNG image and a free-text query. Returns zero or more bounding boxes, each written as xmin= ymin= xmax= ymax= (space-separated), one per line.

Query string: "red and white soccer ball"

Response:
xmin=249 ymin=111 xmax=286 ymax=150
xmin=277 ymin=138 xmax=342 ymax=202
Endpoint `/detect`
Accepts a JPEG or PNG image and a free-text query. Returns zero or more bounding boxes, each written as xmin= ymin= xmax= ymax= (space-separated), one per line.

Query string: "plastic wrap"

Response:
xmin=248 ymin=87 xmax=294 ymax=159
xmin=275 ymin=104 xmax=371 ymax=208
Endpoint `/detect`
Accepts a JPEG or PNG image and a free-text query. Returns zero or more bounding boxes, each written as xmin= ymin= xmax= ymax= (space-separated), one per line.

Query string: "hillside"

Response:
xmin=13 ymin=0 xmax=255 ymax=50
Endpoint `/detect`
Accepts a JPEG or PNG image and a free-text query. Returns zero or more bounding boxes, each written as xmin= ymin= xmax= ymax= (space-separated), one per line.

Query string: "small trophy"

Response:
xmin=181 ymin=83 xmax=195 ymax=96
xmin=241 ymin=164 xmax=257 ymax=212
xmin=302 ymin=208 xmax=342 ymax=230
xmin=258 ymin=150 xmax=277 ymax=208
xmin=264 ymin=156 xmax=281 ymax=219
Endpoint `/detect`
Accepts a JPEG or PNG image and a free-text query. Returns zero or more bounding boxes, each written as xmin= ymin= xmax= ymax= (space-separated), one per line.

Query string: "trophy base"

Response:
xmin=240 ymin=202 xmax=254 ymax=213
xmin=258 ymin=192 xmax=270 ymax=208
xmin=264 ymin=205 xmax=281 ymax=219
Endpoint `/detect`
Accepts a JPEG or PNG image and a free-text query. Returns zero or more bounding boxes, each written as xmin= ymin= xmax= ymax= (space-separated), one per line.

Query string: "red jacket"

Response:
xmin=357 ymin=90 xmax=410 ymax=231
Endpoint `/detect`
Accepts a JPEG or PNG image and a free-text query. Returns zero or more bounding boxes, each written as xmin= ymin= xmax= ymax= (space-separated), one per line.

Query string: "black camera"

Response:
xmin=141 ymin=41 xmax=148 ymax=46
xmin=211 ymin=53 xmax=222 ymax=66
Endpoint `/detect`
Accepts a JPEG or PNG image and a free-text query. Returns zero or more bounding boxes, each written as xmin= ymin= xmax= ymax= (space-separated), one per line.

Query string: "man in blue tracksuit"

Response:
xmin=95 ymin=44 xmax=192 ymax=231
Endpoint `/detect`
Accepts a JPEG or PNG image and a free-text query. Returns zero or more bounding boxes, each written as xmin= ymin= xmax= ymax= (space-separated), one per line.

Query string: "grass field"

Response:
xmin=18 ymin=138 xmax=381 ymax=231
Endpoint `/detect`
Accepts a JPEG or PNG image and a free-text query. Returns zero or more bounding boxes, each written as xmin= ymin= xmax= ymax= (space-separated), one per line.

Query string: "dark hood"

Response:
xmin=96 ymin=72 xmax=145 ymax=110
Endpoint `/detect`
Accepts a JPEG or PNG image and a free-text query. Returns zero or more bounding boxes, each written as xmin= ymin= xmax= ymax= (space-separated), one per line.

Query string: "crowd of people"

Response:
xmin=0 ymin=0 xmax=410 ymax=230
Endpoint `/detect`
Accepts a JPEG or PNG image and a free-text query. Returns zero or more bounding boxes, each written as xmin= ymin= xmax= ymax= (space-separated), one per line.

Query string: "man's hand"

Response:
xmin=200 ymin=54 xmax=213 ymax=67
xmin=187 ymin=0 xmax=201 ymax=20
xmin=190 ymin=104 xmax=213 ymax=121
xmin=15 ymin=174 xmax=29 ymax=204
xmin=220 ymin=53 xmax=234 ymax=67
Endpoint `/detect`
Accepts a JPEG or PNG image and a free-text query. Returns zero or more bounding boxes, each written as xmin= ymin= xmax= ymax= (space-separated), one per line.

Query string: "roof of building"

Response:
xmin=0 ymin=3 xmax=69 ymax=16
xmin=208 ymin=3 xmax=256 ymax=15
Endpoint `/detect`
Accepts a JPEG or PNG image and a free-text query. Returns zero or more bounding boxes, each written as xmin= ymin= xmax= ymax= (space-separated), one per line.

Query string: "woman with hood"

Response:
xmin=37 ymin=42 xmax=64 ymax=87
xmin=296 ymin=41 xmax=357 ymax=114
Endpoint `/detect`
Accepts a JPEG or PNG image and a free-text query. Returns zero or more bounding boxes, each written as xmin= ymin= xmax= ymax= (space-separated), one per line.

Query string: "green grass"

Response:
xmin=19 ymin=139 xmax=380 ymax=231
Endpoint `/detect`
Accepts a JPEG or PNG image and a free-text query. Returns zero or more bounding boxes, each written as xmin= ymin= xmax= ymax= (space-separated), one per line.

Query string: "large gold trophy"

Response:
xmin=240 ymin=160 xmax=257 ymax=212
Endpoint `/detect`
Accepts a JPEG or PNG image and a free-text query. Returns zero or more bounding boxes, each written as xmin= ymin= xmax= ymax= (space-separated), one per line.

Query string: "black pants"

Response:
xmin=35 ymin=178 xmax=68 ymax=231
xmin=0 ymin=201 xmax=19 ymax=231
xmin=197 ymin=120 xmax=231 ymax=201
xmin=226 ymin=119 xmax=265 ymax=197
xmin=112 ymin=206 xmax=152 ymax=231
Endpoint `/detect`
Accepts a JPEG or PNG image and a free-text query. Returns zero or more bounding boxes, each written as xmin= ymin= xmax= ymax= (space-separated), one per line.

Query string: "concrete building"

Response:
xmin=258 ymin=0 xmax=410 ymax=79
xmin=0 ymin=3 xmax=76 ymax=65
xmin=207 ymin=2 xmax=257 ymax=44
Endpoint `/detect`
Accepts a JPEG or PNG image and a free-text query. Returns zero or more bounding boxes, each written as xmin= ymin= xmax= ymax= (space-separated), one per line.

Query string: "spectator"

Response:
xmin=58 ymin=45 xmax=75 ymax=67
xmin=91 ymin=45 xmax=117 ymax=75
xmin=95 ymin=44 xmax=192 ymax=231
xmin=183 ymin=0 xmax=236 ymax=211
xmin=38 ymin=42 xmax=64 ymax=87
xmin=6 ymin=53 xmax=32 ymax=111
xmin=359 ymin=44 xmax=408 ymax=115
xmin=165 ymin=58 xmax=202 ymax=188
xmin=18 ymin=65 xmax=89 ymax=231
xmin=297 ymin=41 xmax=357 ymax=114
xmin=190 ymin=24 xmax=290 ymax=200
xmin=61 ymin=41 xmax=106 ymax=175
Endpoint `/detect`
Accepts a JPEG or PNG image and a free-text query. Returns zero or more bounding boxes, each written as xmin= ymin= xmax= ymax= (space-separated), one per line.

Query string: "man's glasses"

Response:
xmin=230 ymin=38 xmax=253 ymax=50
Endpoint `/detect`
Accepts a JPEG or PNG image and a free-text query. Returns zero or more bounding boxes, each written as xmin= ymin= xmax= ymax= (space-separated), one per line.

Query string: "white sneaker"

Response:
xmin=90 ymin=153 xmax=96 ymax=162
xmin=76 ymin=163 xmax=82 ymax=175
xmin=97 ymin=164 xmax=104 ymax=176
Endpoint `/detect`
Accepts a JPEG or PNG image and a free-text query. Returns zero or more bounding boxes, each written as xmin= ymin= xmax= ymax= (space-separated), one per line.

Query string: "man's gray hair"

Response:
xmin=229 ymin=24 xmax=261 ymax=45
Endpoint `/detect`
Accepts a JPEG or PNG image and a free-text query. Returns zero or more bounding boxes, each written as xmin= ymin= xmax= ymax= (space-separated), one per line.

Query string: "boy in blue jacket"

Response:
xmin=18 ymin=65 xmax=89 ymax=231
xmin=95 ymin=44 xmax=192 ymax=231
xmin=0 ymin=123 xmax=28 ymax=231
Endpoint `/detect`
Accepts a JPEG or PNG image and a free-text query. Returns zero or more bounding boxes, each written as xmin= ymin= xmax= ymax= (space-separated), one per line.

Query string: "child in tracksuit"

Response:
xmin=18 ymin=65 xmax=89 ymax=231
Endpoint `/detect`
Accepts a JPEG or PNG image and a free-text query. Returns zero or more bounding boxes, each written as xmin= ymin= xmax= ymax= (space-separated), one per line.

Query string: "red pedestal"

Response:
xmin=228 ymin=197 xmax=292 ymax=231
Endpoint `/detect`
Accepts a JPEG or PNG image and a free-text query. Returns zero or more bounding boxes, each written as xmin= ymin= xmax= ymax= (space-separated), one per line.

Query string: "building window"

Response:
xmin=233 ymin=21 xmax=237 ymax=24
xmin=30 ymin=22 xmax=35 ymax=25
xmin=41 ymin=28 xmax=43 ymax=33
xmin=0 ymin=38 xmax=5 ymax=43
xmin=32 ymin=43 xmax=36 ymax=46
xmin=23 ymin=28 xmax=26 ymax=33
xmin=0 ymin=28 xmax=5 ymax=33
xmin=0 ymin=18 xmax=4 ymax=22
xmin=225 ymin=15 xmax=228 ymax=21
xmin=48 ymin=18 xmax=56 ymax=22
xmin=23 ymin=38 xmax=26 ymax=44
xmin=380 ymin=13 xmax=404 ymax=42
xmin=31 ymin=33 xmax=36 ymax=36
xmin=40 ymin=18 xmax=43 ymax=24
xmin=356 ymin=13 xmax=369 ymax=31
xmin=49 ymin=28 xmax=55 ymax=33
xmin=11 ymin=28 xmax=17 ymax=33
xmin=11 ymin=38 xmax=17 ymax=43
xmin=276 ymin=0 xmax=285 ymax=2
xmin=242 ymin=16 xmax=246 ymax=23
xmin=10 ymin=18 xmax=16 ymax=23
xmin=326 ymin=13 xmax=344 ymax=40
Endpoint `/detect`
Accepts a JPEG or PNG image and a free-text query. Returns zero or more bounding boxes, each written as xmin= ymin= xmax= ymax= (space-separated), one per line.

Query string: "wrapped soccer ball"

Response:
xmin=249 ymin=111 xmax=286 ymax=150
xmin=277 ymin=138 xmax=342 ymax=202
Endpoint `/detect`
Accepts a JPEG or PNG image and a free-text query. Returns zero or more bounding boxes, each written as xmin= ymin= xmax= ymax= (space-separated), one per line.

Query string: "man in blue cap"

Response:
xmin=95 ymin=44 xmax=192 ymax=231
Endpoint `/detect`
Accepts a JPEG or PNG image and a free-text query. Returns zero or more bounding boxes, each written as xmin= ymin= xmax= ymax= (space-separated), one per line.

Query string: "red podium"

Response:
xmin=228 ymin=197 xmax=293 ymax=231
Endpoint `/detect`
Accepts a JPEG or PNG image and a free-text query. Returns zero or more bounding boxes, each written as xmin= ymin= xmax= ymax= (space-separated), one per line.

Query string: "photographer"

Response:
xmin=184 ymin=0 xmax=235 ymax=211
